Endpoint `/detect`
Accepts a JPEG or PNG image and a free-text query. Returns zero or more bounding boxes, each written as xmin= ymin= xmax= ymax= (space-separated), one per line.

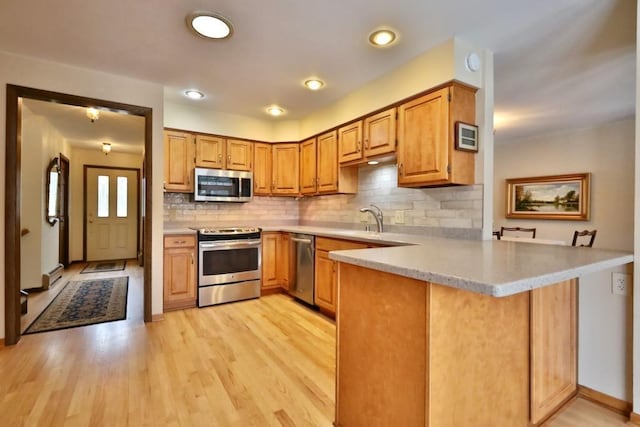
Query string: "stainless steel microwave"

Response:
xmin=194 ymin=168 xmax=253 ymax=202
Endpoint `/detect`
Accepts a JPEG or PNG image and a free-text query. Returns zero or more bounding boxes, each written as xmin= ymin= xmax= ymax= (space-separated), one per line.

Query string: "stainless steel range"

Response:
xmin=196 ymin=227 xmax=261 ymax=307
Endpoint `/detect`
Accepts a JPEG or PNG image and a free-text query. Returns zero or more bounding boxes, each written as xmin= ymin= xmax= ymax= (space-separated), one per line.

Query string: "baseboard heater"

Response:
xmin=41 ymin=263 xmax=64 ymax=290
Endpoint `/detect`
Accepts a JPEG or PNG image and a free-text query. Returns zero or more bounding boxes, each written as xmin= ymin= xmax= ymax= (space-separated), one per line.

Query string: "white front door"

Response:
xmin=86 ymin=167 xmax=138 ymax=261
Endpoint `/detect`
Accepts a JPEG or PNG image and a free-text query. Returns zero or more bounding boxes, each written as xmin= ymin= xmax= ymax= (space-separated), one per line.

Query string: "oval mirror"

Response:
xmin=46 ymin=157 xmax=60 ymax=225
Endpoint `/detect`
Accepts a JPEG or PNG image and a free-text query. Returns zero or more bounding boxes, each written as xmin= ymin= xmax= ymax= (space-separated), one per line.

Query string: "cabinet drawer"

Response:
xmin=164 ymin=234 xmax=196 ymax=248
xmin=316 ymin=237 xmax=369 ymax=252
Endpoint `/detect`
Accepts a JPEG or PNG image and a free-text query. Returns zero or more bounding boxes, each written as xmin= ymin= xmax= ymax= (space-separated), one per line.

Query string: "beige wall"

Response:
xmin=494 ymin=118 xmax=634 ymax=401
xmin=69 ymin=148 xmax=143 ymax=262
xmin=20 ymin=108 xmax=71 ymax=289
xmin=0 ymin=50 xmax=166 ymax=336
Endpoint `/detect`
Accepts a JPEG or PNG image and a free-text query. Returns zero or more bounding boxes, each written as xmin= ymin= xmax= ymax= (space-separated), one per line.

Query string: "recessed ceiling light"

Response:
xmin=369 ymin=28 xmax=397 ymax=47
xmin=304 ymin=79 xmax=325 ymax=91
xmin=266 ymin=105 xmax=285 ymax=117
xmin=187 ymin=12 xmax=233 ymax=39
xmin=184 ymin=89 xmax=205 ymax=100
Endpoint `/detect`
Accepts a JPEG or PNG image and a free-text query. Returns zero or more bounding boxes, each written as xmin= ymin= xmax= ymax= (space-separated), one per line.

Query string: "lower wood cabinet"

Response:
xmin=261 ymin=232 xmax=291 ymax=292
xmin=163 ymin=234 xmax=197 ymax=311
xmin=314 ymin=237 xmax=368 ymax=315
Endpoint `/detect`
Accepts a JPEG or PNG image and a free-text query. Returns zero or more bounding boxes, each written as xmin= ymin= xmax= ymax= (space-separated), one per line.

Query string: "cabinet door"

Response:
xmin=195 ymin=135 xmax=225 ymax=169
xmin=272 ymin=143 xmax=300 ymax=195
xmin=397 ymin=87 xmax=449 ymax=186
xmin=530 ymin=280 xmax=577 ymax=424
xmin=261 ymin=232 xmax=279 ymax=290
xmin=277 ymin=233 xmax=291 ymax=291
xmin=226 ymin=138 xmax=253 ymax=171
xmin=253 ymin=143 xmax=272 ymax=195
xmin=163 ymin=246 xmax=196 ymax=311
xmin=317 ymin=131 xmax=338 ymax=194
xmin=164 ymin=130 xmax=195 ymax=192
xmin=364 ymin=107 xmax=396 ymax=158
xmin=314 ymin=249 xmax=336 ymax=313
xmin=338 ymin=121 xmax=363 ymax=164
xmin=300 ymin=137 xmax=317 ymax=195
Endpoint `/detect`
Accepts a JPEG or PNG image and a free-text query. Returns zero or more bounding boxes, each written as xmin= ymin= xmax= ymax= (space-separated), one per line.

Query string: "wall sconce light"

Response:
xmin=86 ymin=107 xmax=100 ymax=123
xmin=102 ymin=142 xmax=112 ymax=155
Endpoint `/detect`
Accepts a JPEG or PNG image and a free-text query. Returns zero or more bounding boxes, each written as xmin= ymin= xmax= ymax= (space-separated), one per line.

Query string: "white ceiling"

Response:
xmin=0 ymin=0 xmax=635 ymax=144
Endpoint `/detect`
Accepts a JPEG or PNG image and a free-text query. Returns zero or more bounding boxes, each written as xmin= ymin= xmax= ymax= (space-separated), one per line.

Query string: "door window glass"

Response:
xmin=97 ymin=175 xmax=109 ymax=217
xmin=117 ymin=176 xmax=128 ymax=217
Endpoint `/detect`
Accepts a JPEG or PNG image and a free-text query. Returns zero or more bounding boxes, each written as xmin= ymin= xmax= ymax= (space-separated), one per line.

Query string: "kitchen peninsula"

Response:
xmin=328 ymin=237 xmax=633 ymax=426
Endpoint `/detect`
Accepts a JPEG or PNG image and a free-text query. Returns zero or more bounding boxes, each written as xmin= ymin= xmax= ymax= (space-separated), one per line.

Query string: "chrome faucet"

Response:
xmin=360 ymin=204 xmax=384 ymax=233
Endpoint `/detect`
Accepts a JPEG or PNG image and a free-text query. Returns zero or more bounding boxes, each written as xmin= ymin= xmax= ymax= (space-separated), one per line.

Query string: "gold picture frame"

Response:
xmin=505 ymin=173 xmax=590 ymax=220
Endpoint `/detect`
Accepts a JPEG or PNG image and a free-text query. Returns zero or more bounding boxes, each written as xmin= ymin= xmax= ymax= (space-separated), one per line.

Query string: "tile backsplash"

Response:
xmin=164 ymin=163 xmax=483 ymax=239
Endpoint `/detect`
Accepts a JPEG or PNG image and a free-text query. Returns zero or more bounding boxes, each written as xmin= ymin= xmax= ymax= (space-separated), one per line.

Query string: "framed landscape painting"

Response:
xmin=505 ymin=173 xmax=590 ymax=220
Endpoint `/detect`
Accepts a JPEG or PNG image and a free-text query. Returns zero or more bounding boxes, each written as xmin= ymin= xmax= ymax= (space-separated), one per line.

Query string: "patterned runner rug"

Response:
xmin=80 ymin=260 xmax=126 ymax=274
xmin=24 ymin=276 xmax=128 ymax=334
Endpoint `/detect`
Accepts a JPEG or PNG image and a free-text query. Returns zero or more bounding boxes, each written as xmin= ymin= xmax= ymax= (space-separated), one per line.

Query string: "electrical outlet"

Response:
xmin=611 ymin=272 xmax=630 ymax=296
xmin=359 ymin=211 xmax=369 ymax=223
xmin=394 ymin=210 xmax=405 ymax=224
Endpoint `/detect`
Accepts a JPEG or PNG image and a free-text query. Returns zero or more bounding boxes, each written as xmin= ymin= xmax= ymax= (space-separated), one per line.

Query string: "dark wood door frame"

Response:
xmin=59 ymin=153 xmax=70 ymax=267
xmin=5 ymin=84 xmax=153 ymax=345
xmin=82 ymin=165 xmax=141 ymax=262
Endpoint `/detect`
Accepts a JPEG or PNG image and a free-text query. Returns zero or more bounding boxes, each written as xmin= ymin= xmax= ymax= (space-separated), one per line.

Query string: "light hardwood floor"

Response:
xmin=1 ymin=264 xmax=631 ymax=425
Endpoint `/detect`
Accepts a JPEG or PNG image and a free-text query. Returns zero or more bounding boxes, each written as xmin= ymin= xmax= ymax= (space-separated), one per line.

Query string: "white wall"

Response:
xmin=0 ymin=50 xmax=166 ymax=337
xmin=69 ymin=148 xmax=143 ymax=262
xmin=494 ymin=118 xmax=635 ymax=401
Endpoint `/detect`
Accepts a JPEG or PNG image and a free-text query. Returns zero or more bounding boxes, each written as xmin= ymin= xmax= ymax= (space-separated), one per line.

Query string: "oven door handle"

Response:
xmin=199 ymin=240 xmax=261 ymax=250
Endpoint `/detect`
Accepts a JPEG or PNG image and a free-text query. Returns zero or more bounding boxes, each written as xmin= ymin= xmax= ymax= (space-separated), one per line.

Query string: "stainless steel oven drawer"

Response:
xmin=198 ymin=280 xmax=261 ymax=307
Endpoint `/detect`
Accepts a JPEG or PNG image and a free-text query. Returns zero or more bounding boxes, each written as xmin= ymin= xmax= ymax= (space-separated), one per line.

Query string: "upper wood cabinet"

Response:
xmin=195 ymin=135 xmax=225 ymax=169
xmin=363 ymin=107 xmax=396 ymax=158
xmin=397 ymin=83 xmax=476 ymax=187
xmin=226 ymin=138 xmax=253 ymax=171
xmin=253 ymin=143 xmax=272 ymax=196
xmin=164 ymin=130 xmax=195 ymax=193
xmin=272 ymin=143 xmax=300 ymax=195
xmin=316 ymin=131 xmax=339 ymax=194
xmin=338 ymin=121 xmax=363 ymax=164
xmin=300 ymin=137 xmax=317 ymax=195
xmin=339 ymin=108 xmax=396 ymax=166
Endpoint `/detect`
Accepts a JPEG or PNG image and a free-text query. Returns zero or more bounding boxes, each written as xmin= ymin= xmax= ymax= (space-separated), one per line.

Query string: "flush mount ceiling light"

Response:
xmin=102 ymin=142 xmax=112 ymax=155
xmin=187 ymin=12 xmax=233 ymax=39
xmin=266 ymin=105 xmax=285 ymax=117
xmin=184 ymin=89 xmax=205 ymax=100
xmin=368 ymin=28 xmax=397 ymax=47
xmin=304 ymin=78 xmax=325 ymax=91
xmin=86 ymin=107 xmax=100 ymax=123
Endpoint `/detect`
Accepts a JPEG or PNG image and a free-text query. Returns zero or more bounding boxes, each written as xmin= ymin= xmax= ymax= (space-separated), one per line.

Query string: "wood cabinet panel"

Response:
xmin=261 ymin=232 xmax=280 ymax=290
xmin=314 ymin=249 xmax=336 ymax=312
xmin=226 ymin=138 xmax=253 ymax=171
xmin=530 ymin=279 xmax=577 ymax=424
xmin=277 ymin=233 xmax=291 ymax=291
xmin=253 ymin=143 xmax=272 ymax=195
xmin=163 ymin=130 xmax=194 ymax=192
xmin=163 ymin=234 xmax=196 ymax=311
xmin=300 ymin=137 xmax=317 ymax=195
xmin=272 ymin=143 xmax=300 ymax=195
xmin=363 ymin=107 xmax=396 ymax=158
xmin=195 ymin=135 xmax=225 ymax=169
xmin=317 ymin=131 xmax=339 ymax=194
xmin=338 ymin=121 xmax=363 ymax=164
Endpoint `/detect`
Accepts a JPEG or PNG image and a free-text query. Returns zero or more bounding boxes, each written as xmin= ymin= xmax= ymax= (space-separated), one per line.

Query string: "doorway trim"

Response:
xmin=59 ymin=153 xmax=70 ymax=267
xmin=5 ymin=84 xmax=153 ymax=345
xmin=82 ymin=165 xmax=141 ymax=262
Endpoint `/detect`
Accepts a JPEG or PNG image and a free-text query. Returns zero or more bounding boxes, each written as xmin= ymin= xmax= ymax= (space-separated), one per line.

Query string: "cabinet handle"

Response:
xmin=357 ymin=140 xmax=361 ymax=152
xmin=228 ymin=154 xmax=231 ymax=163
xmin=174 ymin=240 xmax=186 ymax=244
xmin=399 ymin=163 xmax=404 ymax=176
xmin=191 ymin=253 xmax=194 ymax=264
xmin=365 ymin=139 xmax=369 ymax=149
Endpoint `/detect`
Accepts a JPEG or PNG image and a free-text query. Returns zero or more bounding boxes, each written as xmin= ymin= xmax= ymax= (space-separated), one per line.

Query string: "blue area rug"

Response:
xmin=24 ymin=276 xmax=128 ymax=334
xmin=80 ymin=260 xmax=126 ymax=274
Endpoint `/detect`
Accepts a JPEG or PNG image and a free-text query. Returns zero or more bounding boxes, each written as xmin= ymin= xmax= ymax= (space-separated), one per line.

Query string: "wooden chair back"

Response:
xmin=572 ymin=230 xmax=597 ymax=247
xmin=500 ymin=226 xmax=536 ymax=238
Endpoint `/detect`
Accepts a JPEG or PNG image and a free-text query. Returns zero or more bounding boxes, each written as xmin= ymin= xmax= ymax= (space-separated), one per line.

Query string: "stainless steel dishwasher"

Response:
xmin=289 ymin=233 xmax=315 ymax=305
